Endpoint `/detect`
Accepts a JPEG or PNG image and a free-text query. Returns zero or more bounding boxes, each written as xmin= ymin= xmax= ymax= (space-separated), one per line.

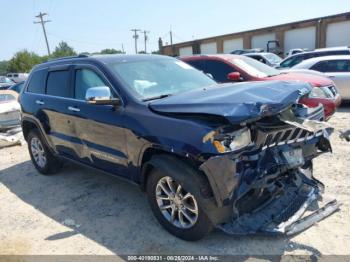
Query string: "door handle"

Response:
xmin=35 ymin=100 xmax=45 ymax=105
xmin=68 ymin=106 xmax=80 ymax=112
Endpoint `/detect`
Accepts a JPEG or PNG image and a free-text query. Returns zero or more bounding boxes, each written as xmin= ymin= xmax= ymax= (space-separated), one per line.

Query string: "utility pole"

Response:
xmin=142 ymin=30 xmax=150 ymax=53
xmin=170 ymin=29 xmax=173 ymax=46
xmin=34 ymin=12 xmax=51 ymax=56
xmin=170 ymin=28 xmax=174 ymax=55
xmin=131 ymin=29 xmax=141 ymax=54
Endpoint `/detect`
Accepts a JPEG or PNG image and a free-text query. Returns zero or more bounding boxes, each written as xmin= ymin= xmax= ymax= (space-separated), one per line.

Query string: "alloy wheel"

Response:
xmin=31 ymin=137 xmax=47 ymax=168
xmin=155 ymin=176 xmax=199 ymax=229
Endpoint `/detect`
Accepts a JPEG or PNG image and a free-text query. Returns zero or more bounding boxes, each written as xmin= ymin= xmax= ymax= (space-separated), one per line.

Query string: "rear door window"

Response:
xmin=27 ymin=69 xmax=46 ymax=94
xmin=325 ymin=50 xmax=349 ymax=55
xmin=312 ymin=60 xmax=350 ymax=72
xmin=46 ymin=70 xmax=72 ymax=98
xmin=185 ymin=60 xmax=206 ymax=72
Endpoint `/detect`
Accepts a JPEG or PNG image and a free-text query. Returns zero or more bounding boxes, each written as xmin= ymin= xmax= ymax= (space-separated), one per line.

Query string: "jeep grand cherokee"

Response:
xmin=20 ymin=54 xmax=339 ymax=240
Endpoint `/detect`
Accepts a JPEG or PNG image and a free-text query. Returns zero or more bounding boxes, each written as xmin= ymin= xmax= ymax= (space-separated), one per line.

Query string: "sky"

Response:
xmin=1 ymin=0 xmax=350 ymax=60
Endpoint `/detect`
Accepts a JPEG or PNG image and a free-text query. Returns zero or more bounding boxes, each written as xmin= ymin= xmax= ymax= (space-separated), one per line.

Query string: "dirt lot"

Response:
xmin=0 ymin=107 xmax=349 ymax=258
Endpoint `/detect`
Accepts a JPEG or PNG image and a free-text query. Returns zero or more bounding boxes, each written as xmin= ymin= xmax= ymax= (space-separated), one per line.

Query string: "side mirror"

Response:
xmin=227 ymin=72 xmax=241 ymax=81
xmin=206 ymin=73 xmax=214 ymax=79
xmin=85 ymin=86 xmax=120 ymax=106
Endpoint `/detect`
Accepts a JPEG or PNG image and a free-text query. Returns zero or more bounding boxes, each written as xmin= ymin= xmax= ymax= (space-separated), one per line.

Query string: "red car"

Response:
xmin=180 ymin=54 xmax=341 ymax=119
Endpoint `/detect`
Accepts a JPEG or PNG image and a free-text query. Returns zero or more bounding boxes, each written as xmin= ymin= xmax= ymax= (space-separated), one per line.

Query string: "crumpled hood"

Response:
xmin=149 ymin=80 xmax=311 ymax=124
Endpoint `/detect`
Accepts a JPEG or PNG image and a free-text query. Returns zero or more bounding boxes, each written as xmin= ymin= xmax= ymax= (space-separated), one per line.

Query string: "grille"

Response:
xmin=256 ymin=127 xmax=323 ymax=150
xmin=327 ymin=85 xmax=337 ymax=97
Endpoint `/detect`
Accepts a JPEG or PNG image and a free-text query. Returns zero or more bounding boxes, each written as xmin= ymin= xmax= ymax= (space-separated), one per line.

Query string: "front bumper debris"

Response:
xmin=0 ymin=126 xmax=24 ymax=149
xmin=217 ymin=172 xmax=340 ymax=235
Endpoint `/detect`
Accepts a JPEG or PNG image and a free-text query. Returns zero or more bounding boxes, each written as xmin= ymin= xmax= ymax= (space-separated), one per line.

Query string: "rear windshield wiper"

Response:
xmin=142 ymin=94 xmax=172 ymax=102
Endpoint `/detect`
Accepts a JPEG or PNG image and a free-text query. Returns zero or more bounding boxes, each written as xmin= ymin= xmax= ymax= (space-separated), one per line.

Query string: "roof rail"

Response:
xmin=46 ymin=53 xmax=90 ymax=63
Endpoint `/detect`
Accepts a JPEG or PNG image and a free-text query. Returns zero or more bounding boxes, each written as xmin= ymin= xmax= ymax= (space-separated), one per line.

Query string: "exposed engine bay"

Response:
xmin=200 ymin=103 xmax=340 ymax=235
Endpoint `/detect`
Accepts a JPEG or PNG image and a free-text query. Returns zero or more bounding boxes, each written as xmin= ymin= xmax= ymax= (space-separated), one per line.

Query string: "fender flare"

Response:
xmin=21 ymin=115 xmax=57 ymax=154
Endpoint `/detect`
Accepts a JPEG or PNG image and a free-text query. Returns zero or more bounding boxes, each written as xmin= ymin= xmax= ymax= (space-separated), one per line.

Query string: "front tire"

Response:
xmin=27 ymin=129 xmax=62 ymax=175
xmin=146 ymin=165 xmax=213 ymax=241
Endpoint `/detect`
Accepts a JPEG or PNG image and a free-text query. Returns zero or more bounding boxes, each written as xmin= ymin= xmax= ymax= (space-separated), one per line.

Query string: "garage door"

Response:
xmin=326 ymin=21 xmax=350 ymax=47
xmin=284 ymin=27 xmax=316 ymax=54
xmin=200 ymin=42 xmax=217 ymax=54
xmin=179 ymin=46 xmax=193 ymax=56
xmin=251 ymin=33 xmax=275 ymax=50
xmin=223 ymin=38 xmax=243 ymax=53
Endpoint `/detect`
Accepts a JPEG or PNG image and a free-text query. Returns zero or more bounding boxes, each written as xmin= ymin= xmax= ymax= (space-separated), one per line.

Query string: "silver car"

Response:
xmin=292 ymin=55 xmax=350 ymax=100
xmin=243 ymin=52 xmax=282 ymax=67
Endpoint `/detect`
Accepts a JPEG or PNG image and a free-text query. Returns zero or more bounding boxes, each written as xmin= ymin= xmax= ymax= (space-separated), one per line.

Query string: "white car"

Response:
xmin=0 ymin=90 xmax=23 ymax=148
xmin=0 ymin=90 xmax=21 ymax=130
xmin=277 ymin=46 xmax=350 ymax=69
xmin=292 ymin=55 xmax=350 ymax=100
xmin=281 ymin=68 xmax=326 ymax=77
xmin=286 ymin=48 xmax=307 ymax=57
xmin=243 ymin=52 xmax=282 ymax=67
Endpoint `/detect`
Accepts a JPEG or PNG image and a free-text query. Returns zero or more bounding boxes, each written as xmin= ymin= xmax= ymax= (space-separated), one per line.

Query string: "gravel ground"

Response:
xmin=0 ymin=107 xmax=349 ymax=258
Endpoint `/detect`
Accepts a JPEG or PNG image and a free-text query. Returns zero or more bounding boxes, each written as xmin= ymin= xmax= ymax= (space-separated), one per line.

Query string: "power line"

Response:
xmin=34 ymin=12 xmax=51 ymax=56
xmin=47 ymin=32 xmax=129 ymax=46
xmin=172 ymin=32 xmax=186 ymax=42
xmin=130 ymin=29 xmax=141 ymax=54
xmin=142 ymin=30 xmax=150 ymax=53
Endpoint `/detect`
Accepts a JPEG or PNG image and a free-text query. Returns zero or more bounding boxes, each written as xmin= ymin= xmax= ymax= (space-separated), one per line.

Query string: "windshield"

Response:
xmin=263 ymin=53 xmax=282 ymax=64
xmin=231 ymin=56 xmax=281 ymax=77
xmin=107 ymin=58 xmax=216 ymax=100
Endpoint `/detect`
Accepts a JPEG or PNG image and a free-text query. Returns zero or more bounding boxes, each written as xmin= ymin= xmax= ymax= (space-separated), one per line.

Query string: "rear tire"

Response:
xmin=146 ymin=160 xmax=213 ymax=241
xmin=27 ymin=129 xmax=62 ymax=175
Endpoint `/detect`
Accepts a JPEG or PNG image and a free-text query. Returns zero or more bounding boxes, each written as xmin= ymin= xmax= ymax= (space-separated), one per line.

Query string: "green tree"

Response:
xmin=99 ymin=48 xmax=123 ymax=54
xmin=0 ymin=60 xmax=8 ymax=75
xmin=51 ymin=41 xmax=77 ymax=58
xmin=7 ymin=50 xmax=44 ymax=73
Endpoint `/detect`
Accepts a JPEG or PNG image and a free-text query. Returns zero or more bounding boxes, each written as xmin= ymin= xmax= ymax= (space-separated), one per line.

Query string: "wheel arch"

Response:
xmin=140 ymin=148 xmax=215 ymax=200
xmin=141 ymin=152 xmax=232 ymax=225
xmin=21 ymin=116 xmax=56 ymax=154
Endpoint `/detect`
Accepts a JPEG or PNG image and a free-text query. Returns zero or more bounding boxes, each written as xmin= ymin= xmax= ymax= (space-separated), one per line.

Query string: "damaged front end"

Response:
xmin=200 ymin=103 xmax=340 ymax=236
xmin=0 ymin=90 xmax=23 ymax=148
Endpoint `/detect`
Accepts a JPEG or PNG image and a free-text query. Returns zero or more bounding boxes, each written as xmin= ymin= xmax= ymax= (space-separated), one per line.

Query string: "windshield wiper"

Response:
xmin=142 ymin=94 xmax=172 ymax=102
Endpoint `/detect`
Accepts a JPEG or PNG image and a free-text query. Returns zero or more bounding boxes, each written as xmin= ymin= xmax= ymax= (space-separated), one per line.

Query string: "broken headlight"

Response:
xmin=213 ymin=127 xmax=252 ymax=153
xmin=309 ymin=87 xmax=333 ymax=99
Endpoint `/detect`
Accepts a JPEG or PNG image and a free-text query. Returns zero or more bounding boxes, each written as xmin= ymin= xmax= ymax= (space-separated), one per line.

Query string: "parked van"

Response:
xmin=6 ymin=73 xmax=29 ymax=83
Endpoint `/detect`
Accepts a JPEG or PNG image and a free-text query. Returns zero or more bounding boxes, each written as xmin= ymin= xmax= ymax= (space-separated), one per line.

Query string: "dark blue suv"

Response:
xmin=20 ymin=54 xmax=339 ymax=240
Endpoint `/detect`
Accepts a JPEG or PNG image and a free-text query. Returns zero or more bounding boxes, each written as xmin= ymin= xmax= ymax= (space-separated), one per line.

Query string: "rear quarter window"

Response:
xmin=27 ymin=69 xmax=46 ymax=94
